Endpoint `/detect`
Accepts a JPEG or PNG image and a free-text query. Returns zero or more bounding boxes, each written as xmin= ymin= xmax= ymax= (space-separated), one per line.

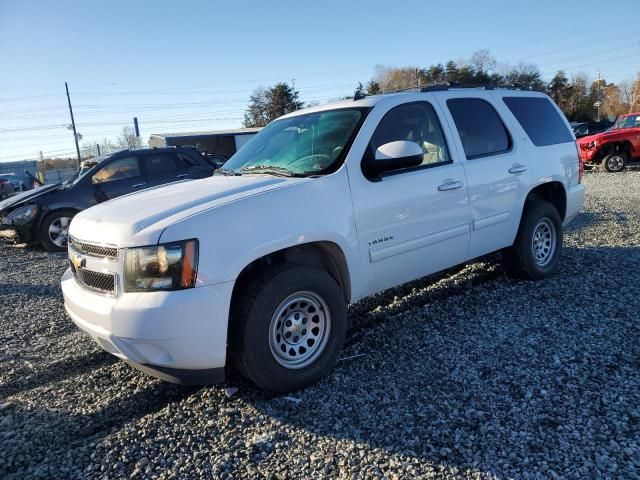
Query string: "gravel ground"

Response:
xmin=1 ymin=171 xmax=640 ymax=479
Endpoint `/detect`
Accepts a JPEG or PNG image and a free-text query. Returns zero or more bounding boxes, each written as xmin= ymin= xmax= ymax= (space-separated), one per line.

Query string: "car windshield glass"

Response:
xmin=222 ymin=108 xmax=365 ymax=176
xmin=612 ymin=115 xmax=640 ymax=130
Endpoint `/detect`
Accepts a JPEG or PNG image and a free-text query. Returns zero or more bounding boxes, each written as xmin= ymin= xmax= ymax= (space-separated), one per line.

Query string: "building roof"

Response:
xmin=150 ymin=128 xmax=261 ymax=139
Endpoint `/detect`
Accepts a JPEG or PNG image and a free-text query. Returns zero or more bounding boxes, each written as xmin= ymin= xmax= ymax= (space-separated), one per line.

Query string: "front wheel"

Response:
xmin=40 ymin=209 xmax=75 ymax=252
xmin=502 ymin=200 xmax=562 ymax=280
xmin=601 ymin=152 xmax=627 ymax=172
xmin=230 ymin=264 xmax=346 ymax=393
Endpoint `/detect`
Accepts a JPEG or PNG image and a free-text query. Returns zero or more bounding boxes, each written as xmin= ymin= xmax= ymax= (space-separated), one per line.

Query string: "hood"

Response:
xmin=70 ymin=175 xmax=307 ymax=246
xmin=0 ymin=184 xmax=61 ymax=212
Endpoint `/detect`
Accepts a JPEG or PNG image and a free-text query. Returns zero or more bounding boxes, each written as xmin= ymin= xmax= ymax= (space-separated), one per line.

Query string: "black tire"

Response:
xmin=501 ymin=200 xmax=562 ymax=280
xmin=229 ymin=263 xmax=347 ymax=393
xmin=601 ymin=151 xmax=627 ymax=172
xmin=39 ymin=209 xmax=75 ymax=252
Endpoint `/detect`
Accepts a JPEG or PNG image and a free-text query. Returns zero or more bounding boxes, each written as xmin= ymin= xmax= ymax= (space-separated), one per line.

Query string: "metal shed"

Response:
xmin=148 ymin=128 xmax=261 ymax=162
xmin=0 ymin=160 xmax=38 ymax=190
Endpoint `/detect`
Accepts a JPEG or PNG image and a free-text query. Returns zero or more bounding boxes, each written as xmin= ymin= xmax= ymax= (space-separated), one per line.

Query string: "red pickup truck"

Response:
xmin=577 ymin=112 xmax=640 ymax=172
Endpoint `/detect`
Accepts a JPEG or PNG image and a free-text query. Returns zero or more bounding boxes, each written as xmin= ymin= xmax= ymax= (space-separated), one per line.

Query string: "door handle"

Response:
xmin=508 ymin=164 xmax=528 ymax=174
xmin=438 ymin=180 xmax=464 ymax=191
xmin=132 ymin=183 xmax=146 ymax=188
xmin=176 ymin=174 xmax=189 ymax=179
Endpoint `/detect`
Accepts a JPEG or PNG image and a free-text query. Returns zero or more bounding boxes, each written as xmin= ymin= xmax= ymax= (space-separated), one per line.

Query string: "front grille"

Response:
xmin=73 ymin=266 xmax=116 ymax=295
xmin=69 ymin=237 xmax=118 ymax=259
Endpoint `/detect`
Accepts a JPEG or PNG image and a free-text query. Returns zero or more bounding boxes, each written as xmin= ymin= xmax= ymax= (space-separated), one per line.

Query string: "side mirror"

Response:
xmin=367 ymin=140 xmax=423 ymax=176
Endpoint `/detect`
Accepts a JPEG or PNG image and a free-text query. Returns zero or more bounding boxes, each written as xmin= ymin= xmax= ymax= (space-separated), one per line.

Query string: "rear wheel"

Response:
xmin=601 ymin=152 xmax=627 ymax=172
xmin=40 ymin=209 xmax=75 ymax=252
xmin=230 ymin=263 xmax=346 ymax=393
xmin=502 ymin=200 xmax=562 ymax=280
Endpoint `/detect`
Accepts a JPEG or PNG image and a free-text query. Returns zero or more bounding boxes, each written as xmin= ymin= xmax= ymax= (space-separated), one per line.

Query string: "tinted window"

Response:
xmin=92 ymin=156 xmax=140 ymax=184
xmin=370 ymin=102 xmax=450 ymax=167
xmin=143 ymin=153 xmax=178 ymax=175
xmin=503 ymin=97 xmax=574 ymax=146
xmin=447 ymin=98 xmax=510 ymax=159
xmin=177 ymin=152 xmax=198 ymax=167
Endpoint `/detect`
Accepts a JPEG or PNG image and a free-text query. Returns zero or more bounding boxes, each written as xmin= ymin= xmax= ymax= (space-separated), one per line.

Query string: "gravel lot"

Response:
xmin=1 ymin=172 xmax=640 ymax=479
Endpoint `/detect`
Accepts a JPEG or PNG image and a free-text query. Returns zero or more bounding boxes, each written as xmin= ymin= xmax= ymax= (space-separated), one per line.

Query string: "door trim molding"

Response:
xmin=473 ymin=211 xmax=510 ymax=231
xmin=369 ymin=223 xmax=470 ymax=263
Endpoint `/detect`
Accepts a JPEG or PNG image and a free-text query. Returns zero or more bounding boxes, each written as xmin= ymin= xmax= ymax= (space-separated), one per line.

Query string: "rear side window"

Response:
xmin=177 ymin=152 xmax=199 ymax=167
xmin=503 ymin=96 xmax=574 ymax=146
xmin=447 ymin=98 xmax=510 ymax=159
xmin=143 ymin=153 xmax=177 ymax=175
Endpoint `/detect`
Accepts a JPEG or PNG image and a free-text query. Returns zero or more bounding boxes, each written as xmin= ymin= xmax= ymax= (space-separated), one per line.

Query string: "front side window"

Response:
xmin=503 ymin=96 xmax=574 ymax=146
xmin=92 ymin=156 xmax=140 ymax=184
xmin=447 ymin=98 xmax=511 ymax=159
xmin=222 ymin=108 xmax=367 ymax=176
xmin=369 ymin=102 xmax=450 ymax=167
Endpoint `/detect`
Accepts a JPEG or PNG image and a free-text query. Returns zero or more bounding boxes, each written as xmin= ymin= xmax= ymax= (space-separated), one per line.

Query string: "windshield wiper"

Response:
xmin=214 ymin=168 xmax=242 ymax=176
xmin=240 ymin=165 xmax=307 ymax=177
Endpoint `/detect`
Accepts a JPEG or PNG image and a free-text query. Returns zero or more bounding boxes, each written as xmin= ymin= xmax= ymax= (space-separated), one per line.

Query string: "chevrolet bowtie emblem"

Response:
xmin=71 ymin=253 xmax=85 ymax=270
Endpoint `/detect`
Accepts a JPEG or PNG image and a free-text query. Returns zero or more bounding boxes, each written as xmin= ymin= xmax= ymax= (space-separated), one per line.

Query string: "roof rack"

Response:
xmin=353 ymin=82 xmax=530 ymax=101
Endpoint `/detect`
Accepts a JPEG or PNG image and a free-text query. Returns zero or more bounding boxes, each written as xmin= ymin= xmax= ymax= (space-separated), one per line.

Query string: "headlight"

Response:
xmin=124 ymin=239 xmax=198 ymax=292
xmin=2 ymin=204 xmax=38 ymax=226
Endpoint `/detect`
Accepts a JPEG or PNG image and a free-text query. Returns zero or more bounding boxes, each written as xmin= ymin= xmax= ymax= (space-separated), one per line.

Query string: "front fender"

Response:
xmin=158 ymin=170 xmax=363 ymax=296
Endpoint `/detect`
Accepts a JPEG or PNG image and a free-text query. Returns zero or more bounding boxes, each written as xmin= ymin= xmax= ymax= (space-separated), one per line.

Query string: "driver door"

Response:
xmin=91 ymin=155 xmax=146 ymax=203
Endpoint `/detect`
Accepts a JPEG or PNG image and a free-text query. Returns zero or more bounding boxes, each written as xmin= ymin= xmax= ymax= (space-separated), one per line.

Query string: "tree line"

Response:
xmin=243 ymin=49 xmax=640 ymax=127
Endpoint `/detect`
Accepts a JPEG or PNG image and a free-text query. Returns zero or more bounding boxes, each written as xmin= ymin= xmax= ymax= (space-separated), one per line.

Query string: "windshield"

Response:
xmin=612 ymin=115 xmax=640 ymax=130
xmin=222 ymin=108 xmax=367 ymax=176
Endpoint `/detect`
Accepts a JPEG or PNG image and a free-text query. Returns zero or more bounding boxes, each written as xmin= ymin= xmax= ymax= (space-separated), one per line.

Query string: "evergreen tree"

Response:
xmin=243 ymin=82 xmax=303 ymax=127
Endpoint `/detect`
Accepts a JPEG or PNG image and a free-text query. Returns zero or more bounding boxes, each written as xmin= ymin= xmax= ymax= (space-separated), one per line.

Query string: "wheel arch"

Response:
xmin=594 ymin=141 xmax=633 ymax=163
xmin=231 ymin=241 xmax=352 ymax=307
xmin=524 ymin=181 xmax=567 ymax=221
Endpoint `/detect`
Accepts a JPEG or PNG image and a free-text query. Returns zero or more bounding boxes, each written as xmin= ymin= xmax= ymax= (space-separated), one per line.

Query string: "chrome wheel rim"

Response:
xmin=269 ymin=291 xmax=331 ymax=369
xmin=48 ymin=217 xmax=71 ymax=248
xmin=531 ymin=217 xmax=556 ymax=267
xmin=607 ymin=155 xmax=624 ymax=171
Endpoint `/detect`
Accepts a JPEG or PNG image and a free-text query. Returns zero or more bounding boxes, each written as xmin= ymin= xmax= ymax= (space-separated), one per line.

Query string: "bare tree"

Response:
xmin=117 ymin=126 xmax=141 ymax=150
xmin=470 ymin=49 xmax=497 ymax=73
xmin=81 ymin=138 xmax=117 ymax=158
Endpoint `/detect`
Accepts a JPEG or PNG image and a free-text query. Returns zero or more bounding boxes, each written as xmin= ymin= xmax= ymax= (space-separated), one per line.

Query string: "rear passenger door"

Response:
xmin=435 ymin=93 xmax=532 ymax=259
xmin=142 ymin=152 xmax=182 ymax=188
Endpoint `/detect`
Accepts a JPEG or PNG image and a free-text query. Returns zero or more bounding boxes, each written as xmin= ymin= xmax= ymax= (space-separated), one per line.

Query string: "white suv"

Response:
xmin=62 ymin=87 xmax=585 ymax=392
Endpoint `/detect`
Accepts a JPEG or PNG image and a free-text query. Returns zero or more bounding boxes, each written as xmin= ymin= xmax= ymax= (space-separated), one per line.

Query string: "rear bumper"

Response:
xmin=61 ymin=268 xmax=234 ymax=384
xmin=564 ymin=183 xmax=585 ymax=225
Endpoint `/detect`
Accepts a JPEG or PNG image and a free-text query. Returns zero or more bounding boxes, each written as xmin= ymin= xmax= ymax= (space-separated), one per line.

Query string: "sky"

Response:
xmin=1 ymin=0 xmax=638 ymax=162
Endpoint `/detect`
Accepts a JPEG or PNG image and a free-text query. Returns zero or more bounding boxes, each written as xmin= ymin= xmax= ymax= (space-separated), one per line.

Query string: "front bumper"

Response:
xmin=0 ymin=223 xmax=34 ymax=244
xmin=61 ymin=268 xmax=234 ymax=384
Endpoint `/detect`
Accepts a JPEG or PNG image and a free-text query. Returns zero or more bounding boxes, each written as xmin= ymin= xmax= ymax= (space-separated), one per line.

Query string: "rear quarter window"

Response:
xmin=503 ymin=96 xmax=574 ymax=146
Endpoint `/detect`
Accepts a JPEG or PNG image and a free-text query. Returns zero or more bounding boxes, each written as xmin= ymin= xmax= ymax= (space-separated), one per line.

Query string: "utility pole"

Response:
xmin=65 ymin=82 xmax=82 ymax=166
xmin=291 ymin=78 xmax=297 ymax=110
xmin=96 ymin=144 xmax=101 ymax=156
xmin=133 ymin=117 xmax=140 ymax=147
xmin=596 ymin=70 xmax=602 ymax=122
xmin=415 ymin=68 xmax=420 ymax=88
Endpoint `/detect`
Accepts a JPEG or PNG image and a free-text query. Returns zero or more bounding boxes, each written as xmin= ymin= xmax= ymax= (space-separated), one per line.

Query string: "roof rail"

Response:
xmin=353 ymin=82 xmax=530 ymax=100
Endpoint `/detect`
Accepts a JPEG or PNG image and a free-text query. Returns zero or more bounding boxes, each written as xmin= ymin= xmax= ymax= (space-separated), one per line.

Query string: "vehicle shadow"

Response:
xmin=3 ymin=244 xmax=639 ymax=478
xmin=0 ymin=350 xmax=116 ymax=397
xmin=235 ymin=244 xmax=640 ymax=478
xmin=1 ymin=380 xmax=199 ymax=479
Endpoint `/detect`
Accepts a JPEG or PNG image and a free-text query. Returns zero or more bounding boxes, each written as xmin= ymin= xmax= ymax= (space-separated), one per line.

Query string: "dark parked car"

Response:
xmin=0 ymin=147 xmax=213 ymax=251
xmin=573 ymin=121 xmax=613 ymax=139
xmin=0 ymin=173 xmax=25 ymax=198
